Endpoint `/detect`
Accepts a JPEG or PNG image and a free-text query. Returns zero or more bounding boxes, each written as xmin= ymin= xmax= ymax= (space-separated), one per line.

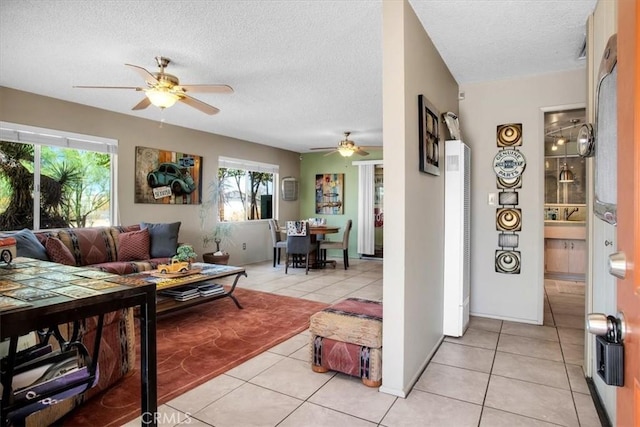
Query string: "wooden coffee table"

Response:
xmin=124 ymin=262 xmax=247 ymax=315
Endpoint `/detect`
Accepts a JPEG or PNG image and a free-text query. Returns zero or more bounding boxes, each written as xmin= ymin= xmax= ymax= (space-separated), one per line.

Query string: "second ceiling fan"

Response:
xmin=311 ymin=132 xmax=376 ymax=157
xmin=74 ymin=56 xmax=233 ymax=115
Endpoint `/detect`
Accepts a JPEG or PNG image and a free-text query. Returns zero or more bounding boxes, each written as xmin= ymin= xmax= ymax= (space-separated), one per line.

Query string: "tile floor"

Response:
xmin=124 ymin=260 xmax=603 ymax=427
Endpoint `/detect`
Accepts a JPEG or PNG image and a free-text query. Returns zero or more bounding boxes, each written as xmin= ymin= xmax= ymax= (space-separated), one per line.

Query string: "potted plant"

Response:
xmin=202 ymin=223 xmax=232 ymax=265
xmin=174 ymin=244 xmax=197 ymax=268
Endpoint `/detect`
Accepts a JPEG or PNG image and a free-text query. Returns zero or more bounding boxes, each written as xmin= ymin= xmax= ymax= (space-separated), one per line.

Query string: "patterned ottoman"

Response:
xmin=309 ymin=297 xmax=382 ymax=387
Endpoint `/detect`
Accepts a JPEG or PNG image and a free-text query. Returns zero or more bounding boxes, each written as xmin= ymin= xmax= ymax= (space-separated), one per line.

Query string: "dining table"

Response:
xmin=279 ymin=225 xmax=340 ymax=269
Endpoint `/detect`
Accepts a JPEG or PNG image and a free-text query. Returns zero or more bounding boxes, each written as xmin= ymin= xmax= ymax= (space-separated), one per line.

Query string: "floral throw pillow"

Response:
xmin=45 ymin=237 xmax=76 ymax=266
xmin=117 ymin=228 xmax=151 ymax=261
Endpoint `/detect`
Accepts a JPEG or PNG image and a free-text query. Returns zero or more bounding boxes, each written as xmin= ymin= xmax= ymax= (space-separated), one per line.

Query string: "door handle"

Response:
xmin=564 ymin=241 xmax=567 ymax=249
xmin=571 ymin=242 xmax=574 ymax=250
xmin=608 ymin=251 xmax=627 ymax=279
xmin=587 ymin=312 xmax=626 ymax=341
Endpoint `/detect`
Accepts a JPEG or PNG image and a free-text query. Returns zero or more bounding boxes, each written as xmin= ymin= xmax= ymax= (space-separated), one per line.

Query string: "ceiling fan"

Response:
xmin=310 ymin=132 xmax=376 ymax=157
xmin=74 ymin=56 xmax=233 ymax=115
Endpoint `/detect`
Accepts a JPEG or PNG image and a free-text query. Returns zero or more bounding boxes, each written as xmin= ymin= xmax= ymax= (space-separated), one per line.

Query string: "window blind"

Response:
xmin=0 ymin=122 xmax=118 ymax=154
xmin=218 ymin=157 xmax=279 ymax=174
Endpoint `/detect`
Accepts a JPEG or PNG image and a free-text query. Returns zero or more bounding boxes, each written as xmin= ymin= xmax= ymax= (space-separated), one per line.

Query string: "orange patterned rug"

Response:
xmin=62 ymin=288 xmax=328 ymax=426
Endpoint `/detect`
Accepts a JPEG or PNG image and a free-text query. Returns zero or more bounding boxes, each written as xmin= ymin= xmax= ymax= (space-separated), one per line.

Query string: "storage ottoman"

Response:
xmin=309 ymin=298 xmax=382 ymax=387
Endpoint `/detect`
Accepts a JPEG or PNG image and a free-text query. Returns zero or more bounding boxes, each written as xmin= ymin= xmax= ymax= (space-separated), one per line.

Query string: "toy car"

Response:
xmin=157 ymin=259 xmax=190 ymax=274
xmin=147 ymin=162 xmax=196 ymax=195
xmin=0 ymin=237 xmax=17 ymax=264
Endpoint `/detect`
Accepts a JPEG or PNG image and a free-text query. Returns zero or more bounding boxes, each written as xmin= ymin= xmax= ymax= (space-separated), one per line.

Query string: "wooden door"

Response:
xmin=616 ymin=0 xmax=639 ymax=424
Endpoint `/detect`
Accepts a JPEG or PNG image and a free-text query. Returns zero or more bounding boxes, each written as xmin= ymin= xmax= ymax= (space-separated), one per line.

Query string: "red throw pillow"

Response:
xmin=45 ymin=237 xmax=76 ymax=266
xmin=117 ymin=228 xmax=151 ymax=261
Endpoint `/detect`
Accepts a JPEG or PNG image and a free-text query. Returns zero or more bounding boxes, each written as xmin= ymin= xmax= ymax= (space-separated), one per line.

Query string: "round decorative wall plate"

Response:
xmin=495 ymin=250 xmax=521 ymax=274
xmin=496 ymin=208 xmax=522 ymax=232
xmin=493 ymin=150 xmax=526 ymax=179
xmin=577 ymin=123 xmax=595 ymax=157
xmin=497 ymin=124 xmax=522 ymax=147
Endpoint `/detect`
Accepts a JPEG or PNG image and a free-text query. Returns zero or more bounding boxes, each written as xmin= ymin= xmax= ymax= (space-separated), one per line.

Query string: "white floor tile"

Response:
xmin=444 ymin=327 xmax=499 ymax=350
xmin=308 ymin=374 xmax=396 ymax=423
xmin=381 ymin=389 xmax=482 ymax=427
xmin=492 ymin=351 xmax=569 ymax=390
xmin=431 ymin=342 xmax=495 ymax=373
xmin=485 ymin=375 xmax=579 ymax=426
xmin=413 ymin=362 xmax=489 ymax=404
xmin=480 ymin=407 xmax=559 ymax=426
xmin=278 ymin=402 xmax=376 ymax=427
xmin=194 ymin=382 xmax=302 ymax=427
xmin=249 ymin=357 xmax=334 ymax=400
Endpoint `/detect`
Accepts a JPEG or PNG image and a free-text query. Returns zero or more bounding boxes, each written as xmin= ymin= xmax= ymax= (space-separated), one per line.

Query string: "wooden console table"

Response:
xmin=0 ymin=257 xmax=158 ymax=427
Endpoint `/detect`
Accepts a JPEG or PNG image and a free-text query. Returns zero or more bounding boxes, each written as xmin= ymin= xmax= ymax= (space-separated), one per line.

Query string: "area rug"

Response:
xmin=62 ymin=288 xmax=328 ymax=426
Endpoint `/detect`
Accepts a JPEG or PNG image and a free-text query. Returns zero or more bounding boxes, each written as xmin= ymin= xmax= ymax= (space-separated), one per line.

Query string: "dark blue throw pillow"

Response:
xmin=0 ymin=229 xmax=49 ymax=260
xmin=140 ymin=222 xmax=181 ymax=258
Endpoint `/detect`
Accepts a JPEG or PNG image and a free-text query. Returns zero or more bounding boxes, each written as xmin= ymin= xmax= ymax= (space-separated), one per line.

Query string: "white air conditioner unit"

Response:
xmin=443 ymin=140 xmax=471 ymax=337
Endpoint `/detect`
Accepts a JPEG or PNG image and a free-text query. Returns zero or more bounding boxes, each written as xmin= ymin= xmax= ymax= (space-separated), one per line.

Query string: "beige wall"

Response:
xmin=459 ymin=69 xmax=586 ymax=323
xmin=382 ymin=0 xmax=459 ymax=397
xmin=0 ymin=87 xmax=301 ymax=264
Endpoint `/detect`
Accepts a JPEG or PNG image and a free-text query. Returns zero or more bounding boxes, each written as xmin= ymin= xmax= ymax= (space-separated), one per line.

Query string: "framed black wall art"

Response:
xmin=418 ymin=94 xmax=440 ymax=176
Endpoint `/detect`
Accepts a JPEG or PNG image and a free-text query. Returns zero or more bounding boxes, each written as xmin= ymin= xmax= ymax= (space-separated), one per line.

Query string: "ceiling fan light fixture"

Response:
xmin=338 ymin=146 xmax=355 ymax=157
xmin=145 ymin=87 xmax=180 ymax=109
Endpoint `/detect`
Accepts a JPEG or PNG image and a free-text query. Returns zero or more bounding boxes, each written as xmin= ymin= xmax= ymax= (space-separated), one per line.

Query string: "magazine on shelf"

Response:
xmin=173 ymin=293 xmax=201 ymax=302
xmin=198 ymin=283 xmax=225 ymax=296
xmin=159 ymin=285 xmax=199 ymax=297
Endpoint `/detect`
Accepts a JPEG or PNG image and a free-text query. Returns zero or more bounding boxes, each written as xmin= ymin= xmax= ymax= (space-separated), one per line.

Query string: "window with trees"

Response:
xmin=217 ymin=157 xmax=277 ymax=222
xmin=0 ymin=122 xmax=117 ymax=230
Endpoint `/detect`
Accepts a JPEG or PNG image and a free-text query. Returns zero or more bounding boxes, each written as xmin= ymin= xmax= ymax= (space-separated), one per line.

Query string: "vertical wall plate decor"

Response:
xmin=492 ymin=123 xmax=525 ymax=274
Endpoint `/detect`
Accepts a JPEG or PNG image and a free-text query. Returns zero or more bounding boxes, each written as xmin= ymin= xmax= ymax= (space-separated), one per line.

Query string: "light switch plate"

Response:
xmin=488 ymin=193 xmax=497 ymax=206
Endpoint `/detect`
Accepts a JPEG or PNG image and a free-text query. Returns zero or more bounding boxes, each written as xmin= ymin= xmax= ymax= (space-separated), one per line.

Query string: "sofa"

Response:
xmin=0 ymin=222 xmax=181 ymax=425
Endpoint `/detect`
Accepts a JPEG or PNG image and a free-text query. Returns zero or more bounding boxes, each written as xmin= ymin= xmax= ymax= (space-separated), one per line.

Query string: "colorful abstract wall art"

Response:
xmin=315 ymin=173 xmax=344 ymax=215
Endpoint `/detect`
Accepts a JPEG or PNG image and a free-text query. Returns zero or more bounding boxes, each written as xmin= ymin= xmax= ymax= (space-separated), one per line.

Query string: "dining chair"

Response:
xmin=268 ymin=219 xmax=287 ymax=267
xmin=319 ymin=219 xmax=352 ymax=269
xmin=285 ymin=221 xmax=316 ymax=274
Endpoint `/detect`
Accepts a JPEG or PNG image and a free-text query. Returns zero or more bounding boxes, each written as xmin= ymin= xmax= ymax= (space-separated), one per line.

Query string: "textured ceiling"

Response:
xmin=0 ymin=0 xmax=597 ymax=154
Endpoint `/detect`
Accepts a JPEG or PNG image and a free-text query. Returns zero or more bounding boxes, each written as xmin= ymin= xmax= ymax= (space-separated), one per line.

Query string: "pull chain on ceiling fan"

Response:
xmin=74 ymin=56 xmax=233 ymax=115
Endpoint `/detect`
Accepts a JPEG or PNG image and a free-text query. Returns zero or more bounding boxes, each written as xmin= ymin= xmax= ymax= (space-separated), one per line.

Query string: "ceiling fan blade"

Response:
xmin=355 ymin=148 xmax=370 ymax=156
xmin=131 ymin=97 xmax=151 ymax=111
xmin=323 ymin=151 xmax=339 ymax=157
xmin=125 ymin=64 xmax=158 ymax=84
xmin=310 ymin=147 xmax=337 ymax=151
xmin=178 ymin=94 xmax=220 ymax=115
xmin=177 ymin=84 xmax=234 ymax=94
xmin=73 ymin=85 xmax=144 ymax=90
